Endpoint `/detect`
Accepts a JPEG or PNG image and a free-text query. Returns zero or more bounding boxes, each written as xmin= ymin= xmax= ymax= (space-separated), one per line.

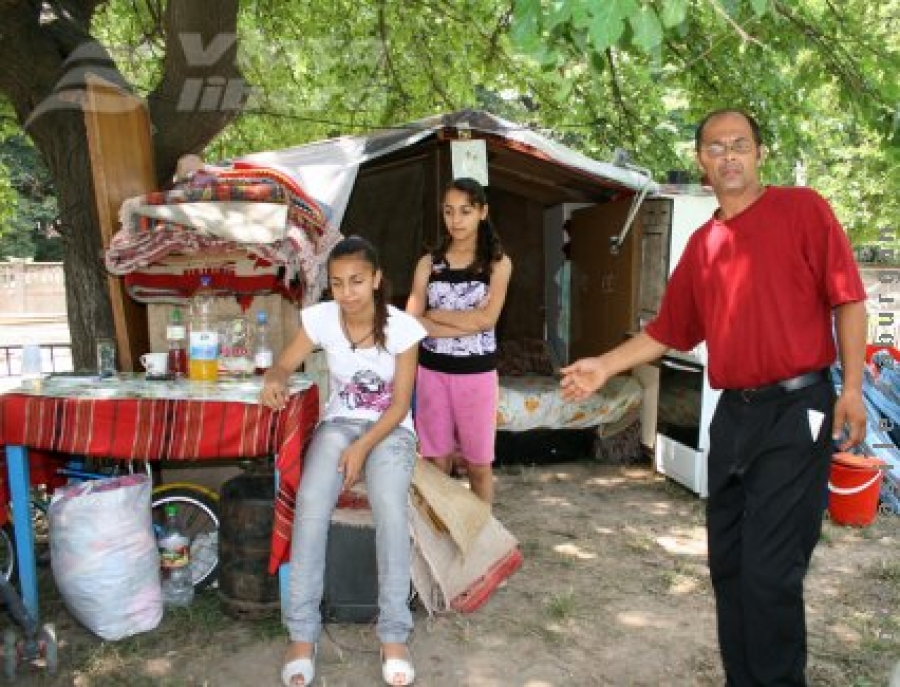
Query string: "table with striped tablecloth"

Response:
xmin=0 ymin=374 xmax=319 ymax=621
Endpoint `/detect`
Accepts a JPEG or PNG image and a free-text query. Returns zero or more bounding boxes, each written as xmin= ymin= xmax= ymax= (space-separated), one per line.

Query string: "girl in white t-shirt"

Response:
xmin=261 ymin=236 xmax=425 ymax=687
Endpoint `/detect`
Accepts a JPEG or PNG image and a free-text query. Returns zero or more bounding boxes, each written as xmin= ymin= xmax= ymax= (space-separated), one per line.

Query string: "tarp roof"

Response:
xmin=239 ymin=109 xmax=657 ymax=228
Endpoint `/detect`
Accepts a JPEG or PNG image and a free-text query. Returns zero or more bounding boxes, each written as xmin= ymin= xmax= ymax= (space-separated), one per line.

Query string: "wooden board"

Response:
xmin=83 ymin=74 xmax=155 ymax=371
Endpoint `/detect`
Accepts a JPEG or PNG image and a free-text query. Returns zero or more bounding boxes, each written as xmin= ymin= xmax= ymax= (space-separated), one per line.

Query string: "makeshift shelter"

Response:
xmin=100 ymin=106 xmax=663 ymax=369
xmin=236 ymin=109 xmax=658 ymax=351
xmin=236 ymin=110 xmax=654 ymax=453
xmin=103 ymin=109 xmax=654 ymax=449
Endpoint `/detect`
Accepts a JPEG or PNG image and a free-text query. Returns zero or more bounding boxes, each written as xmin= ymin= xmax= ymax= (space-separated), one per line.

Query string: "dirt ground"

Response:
xmin=6 ymin=460 xmax=900 ymax=686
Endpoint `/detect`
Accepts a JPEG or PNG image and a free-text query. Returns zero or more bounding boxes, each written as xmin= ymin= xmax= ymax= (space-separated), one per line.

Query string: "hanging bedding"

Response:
xmin=105 ymin=164 xmax=343 ymax=307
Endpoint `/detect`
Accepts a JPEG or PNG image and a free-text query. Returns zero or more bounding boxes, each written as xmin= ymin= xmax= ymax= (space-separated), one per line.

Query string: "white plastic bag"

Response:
xmin=49 ymin=473 xmax=162 ymax=640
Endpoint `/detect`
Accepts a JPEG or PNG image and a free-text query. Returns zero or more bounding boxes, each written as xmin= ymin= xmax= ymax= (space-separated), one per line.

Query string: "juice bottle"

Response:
xmin=188 ymin=275 xmax=219 ymax=381
xmin=166 ymin=307 xmax=188 ymax=378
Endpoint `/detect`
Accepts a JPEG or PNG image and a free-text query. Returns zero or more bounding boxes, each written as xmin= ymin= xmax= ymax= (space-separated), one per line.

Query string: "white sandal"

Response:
xmin=281 ymin=644 xmax=316 ymax=686
xmin=381 ymin=648 xmax=415 ymax=686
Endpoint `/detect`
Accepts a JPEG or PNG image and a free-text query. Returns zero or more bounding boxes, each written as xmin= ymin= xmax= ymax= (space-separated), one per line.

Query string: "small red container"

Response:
xmin=828 ymin=461 xmax=882 ymax=527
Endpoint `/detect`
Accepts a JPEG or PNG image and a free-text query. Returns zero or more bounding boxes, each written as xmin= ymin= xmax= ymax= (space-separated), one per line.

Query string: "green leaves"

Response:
xmin=660 ymin=0 xmax=689 ymax=29
xmin=0 ymin=0 xmax=896 ymax=258
xmin=628 ymin=6 xmax=663 ymax=53
xmin=510 ymin=0 xmax=543 ymax=54
xmin=587 ymin=2 xmax=633 ymax=53
xmin=0 ymin=134 xmax=59 ymax=260
xmin=750 ymin=0 xmax=771 ymax=17
xmin=510 ymin=0 xmax=785 ymax=57
xmin=502 ymin=0 xmax=900 ymax=242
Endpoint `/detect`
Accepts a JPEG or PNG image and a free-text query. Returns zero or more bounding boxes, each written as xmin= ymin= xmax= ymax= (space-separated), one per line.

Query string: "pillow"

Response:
xmin=496 ymin=339 xmax=556 ymax=376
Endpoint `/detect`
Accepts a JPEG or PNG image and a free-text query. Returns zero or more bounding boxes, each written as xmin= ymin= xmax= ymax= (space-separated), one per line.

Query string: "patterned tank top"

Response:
xmin=419 ymin=257 xmax=498 ymax=374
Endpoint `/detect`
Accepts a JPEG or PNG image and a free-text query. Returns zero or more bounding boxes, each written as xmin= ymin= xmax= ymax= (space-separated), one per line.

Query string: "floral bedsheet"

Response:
xmin=496 ymin=374 xmax=642 ymax=432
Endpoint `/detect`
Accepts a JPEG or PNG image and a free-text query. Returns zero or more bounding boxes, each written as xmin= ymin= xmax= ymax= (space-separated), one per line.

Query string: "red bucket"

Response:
xmin=828 ymin=461 xmax=882 ymax=526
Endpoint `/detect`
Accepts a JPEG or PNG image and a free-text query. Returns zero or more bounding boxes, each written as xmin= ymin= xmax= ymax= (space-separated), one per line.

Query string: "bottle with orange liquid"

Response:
xmin=188 ymin=275 xmax=219 ymax=381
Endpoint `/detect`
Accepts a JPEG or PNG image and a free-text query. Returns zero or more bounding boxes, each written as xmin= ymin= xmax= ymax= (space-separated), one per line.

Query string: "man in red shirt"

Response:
xmin=561 ymin=108 xmax=867 ymax=686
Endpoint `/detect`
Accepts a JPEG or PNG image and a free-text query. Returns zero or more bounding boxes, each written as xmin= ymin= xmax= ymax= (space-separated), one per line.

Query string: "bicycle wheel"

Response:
xmin=1 ymin=493 xmax=50 ymax=583
xmin=151 ymin=484 xmax=220 ymax=591
xmin=0 ymin=524 xmax=14 ymax=582
xmin=31 ymin=497 xmax=50 ymax=565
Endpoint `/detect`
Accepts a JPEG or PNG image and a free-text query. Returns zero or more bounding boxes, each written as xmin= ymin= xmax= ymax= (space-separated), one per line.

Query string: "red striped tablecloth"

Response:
xmin=0 ymin=375 xmax=319 ymax=573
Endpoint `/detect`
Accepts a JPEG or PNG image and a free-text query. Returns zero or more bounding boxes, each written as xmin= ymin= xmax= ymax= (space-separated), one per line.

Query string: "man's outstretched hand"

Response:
xmin=560 ymin=357 xmax=609 ymax=402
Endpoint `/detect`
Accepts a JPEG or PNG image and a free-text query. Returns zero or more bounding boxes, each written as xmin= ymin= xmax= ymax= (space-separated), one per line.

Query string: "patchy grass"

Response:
xmin=864 ymin=559 xmax=900 ymax=585
xmin=545 ymin=589 xmax=576 ymax=621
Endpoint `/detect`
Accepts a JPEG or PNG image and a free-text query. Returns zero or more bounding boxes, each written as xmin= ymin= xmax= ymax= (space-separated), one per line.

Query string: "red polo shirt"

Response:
xmin=645 ymin=186 xmax=865 ymax=389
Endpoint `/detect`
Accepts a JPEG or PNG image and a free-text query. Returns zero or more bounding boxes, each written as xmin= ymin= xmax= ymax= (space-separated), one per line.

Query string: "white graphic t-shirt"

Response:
xmin=301 ymin=301 xmax=426 ymax=431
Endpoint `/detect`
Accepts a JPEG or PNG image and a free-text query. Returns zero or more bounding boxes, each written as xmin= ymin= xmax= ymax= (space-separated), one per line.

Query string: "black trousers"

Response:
xmin=707 ymin=380 xmax=835 ymax=687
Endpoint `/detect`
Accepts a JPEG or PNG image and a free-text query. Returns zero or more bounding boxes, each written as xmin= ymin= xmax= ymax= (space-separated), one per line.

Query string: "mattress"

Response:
xmin=496 ymin=374 xmax=642 ymax=432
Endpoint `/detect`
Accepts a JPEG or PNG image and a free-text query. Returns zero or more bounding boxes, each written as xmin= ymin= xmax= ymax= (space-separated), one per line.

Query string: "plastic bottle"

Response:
xmin=158 ymin=504 xmax=194 ymax=607
xmin=20 ymin=343 xmax=43 ymax=385
xmin=253 ymin=310 xmax=274 ymax=375
xmin=188 ymin=275 xmax=219 ymax=382
xmin=219 ymin=316 xmax=253 ymax=377
xmin=166 ymin=307 xmax=188 ymax=378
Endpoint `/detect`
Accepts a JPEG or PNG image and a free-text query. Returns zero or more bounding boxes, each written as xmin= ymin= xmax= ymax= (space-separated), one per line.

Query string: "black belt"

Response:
xmin=726 ymin=369 xmax=831 ymax=403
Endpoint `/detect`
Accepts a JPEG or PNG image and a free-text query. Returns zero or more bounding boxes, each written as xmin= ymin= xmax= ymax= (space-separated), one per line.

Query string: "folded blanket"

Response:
xmin=108 ymin=164 xmax=342 ymax=306
xmin=123 ymin=257 xmax=303 ymax=309
xmin=133 ymin=201 xmax=288 ymax=243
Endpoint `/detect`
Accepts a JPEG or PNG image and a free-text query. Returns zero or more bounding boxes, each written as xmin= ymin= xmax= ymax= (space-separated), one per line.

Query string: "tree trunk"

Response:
xmin=0 ymin=1 xmax=243 ymax=368
xmin=149 ymin=0 xmax=245 ymax=185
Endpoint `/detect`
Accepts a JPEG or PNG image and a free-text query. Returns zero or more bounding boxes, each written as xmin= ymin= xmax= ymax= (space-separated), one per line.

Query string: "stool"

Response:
xmin=321 ymin=506 xmax=378 ymax=623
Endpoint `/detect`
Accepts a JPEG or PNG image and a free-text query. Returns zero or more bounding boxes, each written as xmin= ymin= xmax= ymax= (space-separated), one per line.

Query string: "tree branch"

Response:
xmin=130 ymin=0 xmax=165 ymax=50
xmin=663 ymin=38 xmax=720 ymax=94
xmin=376 ymin=0 xmax=409 ymax=114
xmin=604 ymin=48 xmax=638 ymax=147
xmin=486 ymin=3 xmax=513 ymax=64
xmin=772 ymin=0 xmax=880 ymax=105
xmin=414 ymin=42 xmax=456 ymax=111
xmin=705 ymin=0 xmax=764 ymax=47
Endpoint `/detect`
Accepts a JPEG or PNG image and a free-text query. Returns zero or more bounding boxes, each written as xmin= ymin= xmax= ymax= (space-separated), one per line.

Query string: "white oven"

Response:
xmin=654 ymin=347 xmax=720 ymax=497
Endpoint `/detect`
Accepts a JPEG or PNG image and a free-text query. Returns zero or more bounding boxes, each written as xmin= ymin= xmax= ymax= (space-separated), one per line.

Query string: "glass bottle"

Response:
xmin=95 ymin=338 xmax=117 ymax=378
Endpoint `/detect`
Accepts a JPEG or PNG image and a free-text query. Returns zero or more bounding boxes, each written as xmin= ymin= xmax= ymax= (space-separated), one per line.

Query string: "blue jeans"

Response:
xmin=283 ymin=418 xmax=416 ymax=644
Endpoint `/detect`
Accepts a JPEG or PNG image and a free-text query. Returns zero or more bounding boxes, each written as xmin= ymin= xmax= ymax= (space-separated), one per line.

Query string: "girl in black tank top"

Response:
xmin=405 ymin=178 xmax=513 ymax=505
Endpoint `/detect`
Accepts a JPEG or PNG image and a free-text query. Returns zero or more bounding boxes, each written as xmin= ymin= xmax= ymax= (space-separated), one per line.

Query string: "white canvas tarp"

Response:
xmin=238 ymin=110 xmax=657 ymax=229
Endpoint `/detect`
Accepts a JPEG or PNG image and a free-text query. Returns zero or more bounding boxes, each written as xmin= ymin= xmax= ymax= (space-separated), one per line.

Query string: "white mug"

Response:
xmin=140 ymin=352 xmax=169 ymax=377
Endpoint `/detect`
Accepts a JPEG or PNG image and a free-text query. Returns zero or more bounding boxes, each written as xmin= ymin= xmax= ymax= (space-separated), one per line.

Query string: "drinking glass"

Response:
xmin=96 ymin=338 xmax=117 ymax=378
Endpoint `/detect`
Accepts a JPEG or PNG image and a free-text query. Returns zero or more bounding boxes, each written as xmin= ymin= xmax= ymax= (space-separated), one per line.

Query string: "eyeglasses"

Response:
xmin=702 ymin=138 xmax=755 ymax=157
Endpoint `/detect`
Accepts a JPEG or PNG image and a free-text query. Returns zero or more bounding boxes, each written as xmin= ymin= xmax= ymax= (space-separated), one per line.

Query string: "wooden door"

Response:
xmin=568 ymin=197 xmax=643 ymax=360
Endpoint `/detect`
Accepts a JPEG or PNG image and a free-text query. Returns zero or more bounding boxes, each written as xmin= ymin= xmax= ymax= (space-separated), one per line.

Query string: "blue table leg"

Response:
xmin=6 ymin=444 xmax=38 ymax=622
